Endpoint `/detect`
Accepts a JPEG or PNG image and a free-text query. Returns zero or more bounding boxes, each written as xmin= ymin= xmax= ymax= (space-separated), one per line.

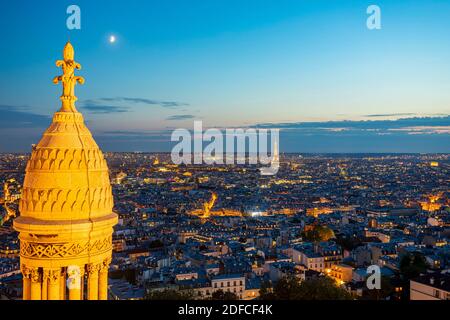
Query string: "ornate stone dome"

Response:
xmin=14 ymin=42 xmax=117 ymax=300
xmin=16 ymin=41 xmax=115 ymax=223
xmin=19 ymin=111 xmax=114 ymax=221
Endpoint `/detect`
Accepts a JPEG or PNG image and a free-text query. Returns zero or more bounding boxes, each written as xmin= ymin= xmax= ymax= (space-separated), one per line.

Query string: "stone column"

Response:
xmin=67 ymin=265 xmax=82 ymax=300
xmin=98 ymin=258 xmax=111 ymax=300
xmin=21 ymin=265 xmax=31 ymax=300
xmin=81 ymin=270 xmax=85 ymax=300
xmin=60 ymin=269 xmax=66 ymax=300
xmin=46 ymin=268 xmax=61 ymax=300
xmin=87 ymin=263 xmax=100 ymax=300
xmin=30 ymin=267 xmax=42 ymax=300
xmin=41 ymin=270 xmax=48 ymax=300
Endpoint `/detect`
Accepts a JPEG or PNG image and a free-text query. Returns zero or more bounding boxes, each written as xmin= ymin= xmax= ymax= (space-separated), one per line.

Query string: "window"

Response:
xmin=227 ymin=281 xmax=230 ymax=287
xmin=240 ymin=280 xmax=243 ymax=286
xmin=233 ymin=281 xmax=236 ymax=286
xmin=214 ymin=283 xmax=217 ymax=288
xmin=434 ymin=290 xmax=440 ymax=299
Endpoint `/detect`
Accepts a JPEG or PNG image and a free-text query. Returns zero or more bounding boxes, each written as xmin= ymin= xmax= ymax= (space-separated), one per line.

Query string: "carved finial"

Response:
xmin=63 ymin=41 xmax=75 ymax=61
xmin=53 ymin=41 xmax=85 ymax=112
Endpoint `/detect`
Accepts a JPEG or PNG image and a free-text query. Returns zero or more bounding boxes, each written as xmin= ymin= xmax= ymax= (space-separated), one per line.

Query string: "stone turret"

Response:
xmin=14 ymin=42 xmax=117 ymax=300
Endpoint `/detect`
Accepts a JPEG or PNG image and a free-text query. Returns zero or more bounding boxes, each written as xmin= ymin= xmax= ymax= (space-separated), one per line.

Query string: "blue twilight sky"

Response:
xmin=0 ymin=0 xmax=449 ymax=152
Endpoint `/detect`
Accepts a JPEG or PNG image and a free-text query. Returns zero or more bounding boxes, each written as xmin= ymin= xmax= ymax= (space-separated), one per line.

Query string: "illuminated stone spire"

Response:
xmin=14 ymin=42 xmax=118 ymax=300
xmin=53 ymin=41 xmax=85 ymax=112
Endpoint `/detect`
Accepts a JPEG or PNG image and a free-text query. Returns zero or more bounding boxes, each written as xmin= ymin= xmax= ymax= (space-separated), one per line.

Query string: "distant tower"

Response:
xmin=273 ymin=138 xmax=279 ymax=164
xmin=14 ymin=42 xmax=118 ymax=300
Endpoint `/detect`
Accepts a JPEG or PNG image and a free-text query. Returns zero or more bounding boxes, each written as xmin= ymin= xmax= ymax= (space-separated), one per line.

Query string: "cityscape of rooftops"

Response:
xmin=0 ymin=0 xmax=449 ymax=306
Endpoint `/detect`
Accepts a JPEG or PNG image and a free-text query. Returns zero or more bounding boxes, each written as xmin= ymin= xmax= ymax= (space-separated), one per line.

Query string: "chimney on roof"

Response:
xmin=430 ymin=277 xmax=435 ymax=285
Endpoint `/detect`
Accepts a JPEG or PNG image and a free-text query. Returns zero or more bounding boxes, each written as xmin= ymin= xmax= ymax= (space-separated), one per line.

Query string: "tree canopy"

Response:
xmin=302 ymin=225 xmax=335 ymax=242
xmin=145 ymin=289 xmax=195 ymax=300
xmin=260 ymin=276 xmax=353 ymax=300
xmin=399 ymin=252 xmax=428 ymax=280
xmin=211 ymin=289 xmax=238 ymax=300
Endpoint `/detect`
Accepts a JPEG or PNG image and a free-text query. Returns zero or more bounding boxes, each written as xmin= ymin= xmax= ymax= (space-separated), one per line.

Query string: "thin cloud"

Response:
xmin=364 ymin=113 xmax=416 ymax=118
xmin=389 ymin=126 xmax=450 ymax=135
xmin=80 ymin=97 xmax=190 ymax=114
xmin=81 ymin=104 xmax=129 ymax=114
xmin=104 ymin=97 xmax=189 ymax=108
xmin=256 ymin=116 xmax=450 ymax=132
xmin=166 ymin=114 xmax=196 ymax=121
xmin=93 ymin=97 xmax=188 ymax=107
xmin=0 ymin=105 xmax=51 ymax=128
xmin=100 ymin=130 xmax=172 ymax=136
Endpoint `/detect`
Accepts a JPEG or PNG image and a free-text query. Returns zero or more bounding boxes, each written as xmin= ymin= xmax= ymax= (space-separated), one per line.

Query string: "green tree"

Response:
xmin=273 ymin=276 xmax=302 ymax=299
xmin=364 ymin=276 xmax=394 ymax=300
xmin=400 ymin=252 xmax=428 ymax=280
xmin=211 ymin=289 xmax=238 ymax=300
xmin=259 ymin=280 xmax=275 ymax=300
xmin=261 ymin=276 xmax=353 ymax=300
xmin=149 ymin=239 xmax=164 ymax=249
xmin=124 ymin=268 xmax=137 ymax=285
xmin=294 ymin=277 xmax=353 ymax=300
xmin=145 ymin=289 xmax=195 ymax=300
xmin=335 ymin=235 xmax=362 ymax=251
xmin=399 ymin=252 xmax=428 ymax=300
xmin=302 ymin=225 xmax=335 ymax=242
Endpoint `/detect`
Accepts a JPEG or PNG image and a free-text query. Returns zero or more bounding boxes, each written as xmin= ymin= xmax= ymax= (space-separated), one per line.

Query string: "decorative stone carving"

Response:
xmin=52 ymin=41 xmax=85 ymax=112
xmin=21 ymin=265 xmax=32 ymax=279
xmin=43 ymin=269 xmax=61 ymax=285
xmin=20 ymin=236 xmax=113 ymax=259
xmin=19 ymin=186 xmax=113 ymax=215
xmin=26 ymin=147 xmax=109 ymax=171
xmin=100 ymin=257 xmax=111 ymax=273
xmin=86 ymin=263 xmax=101 ymax=276
xmin=30 ymin=267 xmax=41 ymax=283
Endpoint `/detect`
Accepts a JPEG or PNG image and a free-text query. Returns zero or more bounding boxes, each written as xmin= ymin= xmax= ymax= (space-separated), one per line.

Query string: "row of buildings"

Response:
xmin=1 ymin=152 xmax=449 ymax=300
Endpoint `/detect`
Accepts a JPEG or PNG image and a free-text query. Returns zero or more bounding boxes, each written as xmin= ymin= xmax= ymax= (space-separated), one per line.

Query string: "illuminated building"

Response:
xmin=410 ymin=273 xmax=450 ymax=300
xmin=306 ymin=207 xmax=333 ymax=218
xmin=430 ymin=161 xmax=439 ymax=167
xmin=420 ymin=193 xmax=443 ymax=212
xmin=13 ymin=42 xmax=117 ymax=300
xmin=190 ymin=192 xmax=242 ymax=218
xmin=327 ymin=264 xmax=353 ymax=284
xmin=0 ymin=178 xmax=20 ymax=226
xmin=114 ymin=172 xmax=127 ymax=185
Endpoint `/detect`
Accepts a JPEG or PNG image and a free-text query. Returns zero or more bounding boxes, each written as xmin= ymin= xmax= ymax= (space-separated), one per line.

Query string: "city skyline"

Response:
xmin=0 ymin=2 xmax=449 ymax=302
xmin=1 ymin=0 xmax=450 ymax=152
